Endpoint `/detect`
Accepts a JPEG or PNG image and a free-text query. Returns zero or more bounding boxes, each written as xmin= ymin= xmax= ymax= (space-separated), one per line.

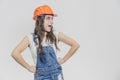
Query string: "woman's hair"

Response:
xmin=34 ymin=15 xmax=59 ymax=60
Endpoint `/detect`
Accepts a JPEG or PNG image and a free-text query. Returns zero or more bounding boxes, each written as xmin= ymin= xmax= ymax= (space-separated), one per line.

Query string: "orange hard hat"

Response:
xmin=33 ymin=5 xmax=57 ymax=20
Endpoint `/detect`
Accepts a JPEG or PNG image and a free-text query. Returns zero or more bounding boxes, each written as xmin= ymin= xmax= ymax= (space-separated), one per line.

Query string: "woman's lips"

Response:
xmin=48 ymin=25 xmax=52 ymax=27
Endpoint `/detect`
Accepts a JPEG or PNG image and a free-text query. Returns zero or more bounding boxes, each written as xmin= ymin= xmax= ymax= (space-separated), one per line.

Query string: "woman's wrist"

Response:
xmin=26 ymin=65 xmax=31 ymax=71
xmin=58 ymin=57 xmax=66 ymax=65
xmin=62 ymin=58 xmax=66 ymax=63
xmin=26 ymin=65 xmax=36 ymax=73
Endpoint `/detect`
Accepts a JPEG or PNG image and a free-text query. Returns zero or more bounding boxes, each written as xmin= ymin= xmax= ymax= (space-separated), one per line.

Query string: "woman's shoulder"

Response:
xmin=26 ymin=33 xmax=33 ymax=39
xmin=53 ymin=30 xmax=60 ymax=36
xmin=26 ymin=33 xmax=37 ymax=38
xmin=26 ymin=33 xmax=36 ymax=42
xmin=26 ymin=33 xmax=38 ymax=46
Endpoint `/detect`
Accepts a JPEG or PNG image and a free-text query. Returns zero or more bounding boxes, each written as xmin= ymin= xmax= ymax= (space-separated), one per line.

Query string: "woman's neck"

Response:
xmin=44 ymin=32 xmax=47 ymax=36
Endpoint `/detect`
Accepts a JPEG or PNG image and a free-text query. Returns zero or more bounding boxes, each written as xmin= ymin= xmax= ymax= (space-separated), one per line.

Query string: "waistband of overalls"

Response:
xmin=35 ymin=64 xmax=62 ymax=77
xmin=36 ymin=64 xmax=62 ymax=71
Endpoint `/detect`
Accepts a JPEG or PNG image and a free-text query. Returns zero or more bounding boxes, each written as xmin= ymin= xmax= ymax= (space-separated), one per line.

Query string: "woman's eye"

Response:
xmin=46 ymin=17 xmax=50 ymax=20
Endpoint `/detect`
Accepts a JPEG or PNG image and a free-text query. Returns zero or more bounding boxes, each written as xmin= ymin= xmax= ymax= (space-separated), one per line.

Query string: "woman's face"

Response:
xmin=43 ymin=15 xmax=53 ymax=32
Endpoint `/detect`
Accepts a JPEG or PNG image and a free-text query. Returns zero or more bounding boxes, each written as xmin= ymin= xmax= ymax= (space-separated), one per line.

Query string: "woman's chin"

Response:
xmin=47 ymin=30 xmax=51 ymax=32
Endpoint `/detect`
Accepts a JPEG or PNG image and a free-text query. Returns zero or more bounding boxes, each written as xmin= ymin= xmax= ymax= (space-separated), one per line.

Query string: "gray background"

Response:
xmin=0 ymin=0 xmax=120 ymax=80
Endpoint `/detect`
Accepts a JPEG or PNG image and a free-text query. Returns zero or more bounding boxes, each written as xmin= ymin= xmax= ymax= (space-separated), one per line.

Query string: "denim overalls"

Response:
xmin=32 ymin=33 xmax=64 ymax=80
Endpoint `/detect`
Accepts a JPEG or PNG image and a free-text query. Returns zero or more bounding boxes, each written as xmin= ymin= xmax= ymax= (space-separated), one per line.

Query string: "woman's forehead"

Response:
xmin=45 ymin=15 xmax=54 ymax=18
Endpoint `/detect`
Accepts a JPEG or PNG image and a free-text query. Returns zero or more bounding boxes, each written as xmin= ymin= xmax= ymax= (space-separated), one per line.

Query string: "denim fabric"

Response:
xmin=32 ymin=33 xmax=64 ymax=80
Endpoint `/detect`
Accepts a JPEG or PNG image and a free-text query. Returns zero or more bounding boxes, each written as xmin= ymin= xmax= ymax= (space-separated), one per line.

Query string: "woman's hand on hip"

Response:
xmin=28 ymin=65 xmax=36 ymax=73
xmin=57 ymin=57 xmax=65 ymax=65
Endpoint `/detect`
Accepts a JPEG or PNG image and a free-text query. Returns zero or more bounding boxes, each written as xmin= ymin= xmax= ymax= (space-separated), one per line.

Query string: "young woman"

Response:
xmin=11 ymin=5 xmax=80 ymax=80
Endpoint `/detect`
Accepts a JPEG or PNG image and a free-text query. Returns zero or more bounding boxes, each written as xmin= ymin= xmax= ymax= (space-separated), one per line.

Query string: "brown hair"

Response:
xmin=34 ymin=15 xmax=59 ymax=60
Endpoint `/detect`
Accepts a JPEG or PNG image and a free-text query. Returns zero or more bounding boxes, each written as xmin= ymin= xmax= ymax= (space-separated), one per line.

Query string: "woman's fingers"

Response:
xmin=28 ymin=65 xmax=36 ymax=73
xmin=57 ymin=57 xmax=64 ymax=65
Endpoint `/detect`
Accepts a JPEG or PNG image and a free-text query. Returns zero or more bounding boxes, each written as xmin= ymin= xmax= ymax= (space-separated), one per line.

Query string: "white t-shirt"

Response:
xmin=27 ymin=30 xmax=59 ymax=65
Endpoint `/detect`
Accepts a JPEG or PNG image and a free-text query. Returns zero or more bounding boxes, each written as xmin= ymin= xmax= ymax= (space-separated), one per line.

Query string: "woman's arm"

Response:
xmin=58 ymin=32 xmax=80 ymax=64
xmin=11 ymin=36 xmax=35 ymax=73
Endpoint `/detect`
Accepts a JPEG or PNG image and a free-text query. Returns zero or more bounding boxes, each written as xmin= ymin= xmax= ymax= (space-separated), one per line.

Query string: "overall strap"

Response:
xmin=32 ymin=33 xmax=38 ymax=46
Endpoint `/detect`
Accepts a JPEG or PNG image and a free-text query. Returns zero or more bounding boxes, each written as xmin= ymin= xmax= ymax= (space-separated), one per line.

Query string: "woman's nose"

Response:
xmin=50 ymin=20 xmax=53 ymax=24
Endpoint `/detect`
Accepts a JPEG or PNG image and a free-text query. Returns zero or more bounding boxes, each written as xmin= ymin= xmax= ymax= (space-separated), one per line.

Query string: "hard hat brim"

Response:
xmin=33 ymin=13 xmax=58 ymax=20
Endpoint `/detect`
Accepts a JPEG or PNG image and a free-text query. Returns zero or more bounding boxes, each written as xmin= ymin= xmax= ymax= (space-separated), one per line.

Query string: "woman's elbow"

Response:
xmin=76 ymin=43 xmax=80 ymax=49
xmin=11 ymin=50 xmax=20 ymax=58
xmin=11 ymin=51 xmax=16 ymax=58
xmin=73 ymin=42 xmax=80 ymax=49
